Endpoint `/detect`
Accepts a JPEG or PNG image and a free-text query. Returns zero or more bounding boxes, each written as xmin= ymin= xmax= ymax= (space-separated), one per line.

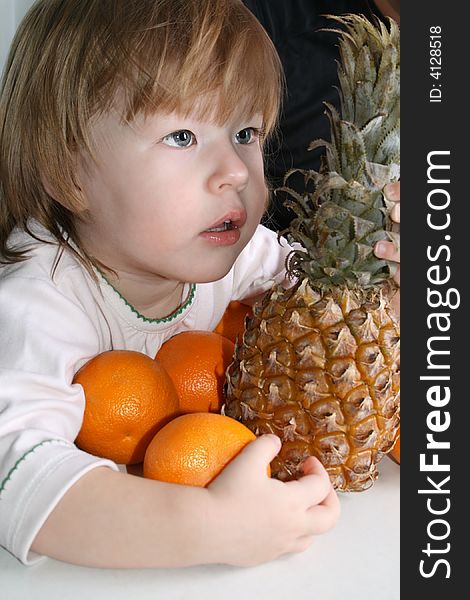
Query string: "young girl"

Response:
xmin=0 ymin=0 xmax=398 ymax=568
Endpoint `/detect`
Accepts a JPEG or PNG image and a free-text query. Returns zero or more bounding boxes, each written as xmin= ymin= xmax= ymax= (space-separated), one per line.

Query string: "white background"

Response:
xmin=0 ymin=2 xmax=400 ymax=596
xmin=0 ymin=0 xmax=36 ymax=76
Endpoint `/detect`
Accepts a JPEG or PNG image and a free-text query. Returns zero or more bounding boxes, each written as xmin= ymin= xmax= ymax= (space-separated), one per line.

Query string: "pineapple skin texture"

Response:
xmin=223 ymin=278 xmax=400 ymax=492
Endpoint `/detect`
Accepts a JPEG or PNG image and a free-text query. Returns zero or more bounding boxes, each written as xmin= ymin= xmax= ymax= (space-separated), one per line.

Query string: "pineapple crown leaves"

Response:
xmin=282 ymin=13 xmax=400 ymax=290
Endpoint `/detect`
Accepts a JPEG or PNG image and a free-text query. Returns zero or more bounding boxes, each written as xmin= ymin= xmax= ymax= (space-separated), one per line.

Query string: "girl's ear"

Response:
xmin=41 ymin=144 xmax=91 ymax=214
xmin=40 ymin=149 xmax=88 ymax=212
xmin=40 ymin=173 xmax=83 ymax=206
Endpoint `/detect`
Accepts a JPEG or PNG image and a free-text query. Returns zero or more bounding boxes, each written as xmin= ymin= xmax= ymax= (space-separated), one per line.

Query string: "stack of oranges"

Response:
xmin=74 ymin=302 xmax=256 ymax=486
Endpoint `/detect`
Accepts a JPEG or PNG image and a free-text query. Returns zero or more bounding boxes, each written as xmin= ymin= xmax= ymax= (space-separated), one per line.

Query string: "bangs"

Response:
xmin=105 ymin=0 xmax=284 ymax=135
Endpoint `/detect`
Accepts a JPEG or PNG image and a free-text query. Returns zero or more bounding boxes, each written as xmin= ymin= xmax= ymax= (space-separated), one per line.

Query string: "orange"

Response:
xmin=389 ymin=427 xmax=400 ymax=464
xmin=74 ymin=350 xmax=180 ymax=464
xmin=155 ymin=331 xmax=234 ymax=414
xmin=214 ymin=301 xmax=252 ymax=344
xmin=143 ymin=412 xmax=269 ymax=486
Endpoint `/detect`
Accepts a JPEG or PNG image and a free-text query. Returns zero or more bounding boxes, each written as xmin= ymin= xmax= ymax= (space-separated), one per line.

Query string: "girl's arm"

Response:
xmin=32 ymin=435 xmax=340 ymax=568
xmin=31 ymin=467 xmax=212 ymax=568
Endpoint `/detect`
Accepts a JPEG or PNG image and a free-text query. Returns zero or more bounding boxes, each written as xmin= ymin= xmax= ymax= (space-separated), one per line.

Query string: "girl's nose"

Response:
xmin=207 ymin=145 xmax=249 ymax=194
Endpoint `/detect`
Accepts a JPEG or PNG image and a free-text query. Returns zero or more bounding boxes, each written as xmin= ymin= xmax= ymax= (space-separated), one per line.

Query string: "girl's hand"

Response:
xmin=375 ymin=181 xmax=400 ymax=286
xmin=205 ymin=434 xmax=340 ymax=567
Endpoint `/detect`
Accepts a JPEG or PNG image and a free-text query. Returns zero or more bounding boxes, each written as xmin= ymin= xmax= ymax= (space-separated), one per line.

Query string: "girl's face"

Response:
xmin=75 ymin=105 xmax=267 ymax=286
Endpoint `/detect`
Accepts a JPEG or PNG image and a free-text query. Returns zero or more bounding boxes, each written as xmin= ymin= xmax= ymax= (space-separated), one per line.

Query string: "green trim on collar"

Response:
xmin=98 ymin=271 xmax=196 ymax=324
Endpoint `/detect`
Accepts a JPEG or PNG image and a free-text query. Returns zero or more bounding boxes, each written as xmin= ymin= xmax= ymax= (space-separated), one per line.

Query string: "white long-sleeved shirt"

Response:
xmin=0 ymin=222 xmax=293 ymax=564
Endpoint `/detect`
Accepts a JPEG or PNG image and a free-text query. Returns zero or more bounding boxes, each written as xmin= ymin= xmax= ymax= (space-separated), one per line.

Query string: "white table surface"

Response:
xmin=0 ymin=458 xmax=400 ymax=600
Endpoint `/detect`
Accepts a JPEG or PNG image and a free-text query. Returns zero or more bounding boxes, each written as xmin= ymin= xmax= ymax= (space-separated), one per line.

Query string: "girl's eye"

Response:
xmin=162 ymin=130 xmax=195 ymax=148
xmin=235 ymin=127 xmax=260 ymax=145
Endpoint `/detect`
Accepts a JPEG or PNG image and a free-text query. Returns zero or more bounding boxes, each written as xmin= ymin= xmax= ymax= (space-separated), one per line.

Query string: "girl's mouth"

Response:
xmin=200 ymin=210 xmax=246 ymax=246
xmin=204 ymin=209 xmax=247 ymax=233
xmin=205 ymin=220 xmax=236 ymax=233
xmin=201 ymin=217 xmax=243 ymax=246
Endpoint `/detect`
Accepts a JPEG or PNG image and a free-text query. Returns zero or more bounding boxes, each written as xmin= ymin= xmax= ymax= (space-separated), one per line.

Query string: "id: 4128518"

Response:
xmin=429 ymin=26 xmax=442 ymax=103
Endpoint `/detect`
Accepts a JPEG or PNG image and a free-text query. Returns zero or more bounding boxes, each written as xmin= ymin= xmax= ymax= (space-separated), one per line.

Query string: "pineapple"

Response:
xmin=223 ymin=14 xmax=400 ymax=492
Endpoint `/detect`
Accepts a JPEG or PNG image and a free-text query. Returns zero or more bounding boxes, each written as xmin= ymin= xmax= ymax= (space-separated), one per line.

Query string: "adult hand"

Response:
xmin=374 ymin=181 xmax=400 ymax=318
xmin=374 ymin=181 xmax=400 ymax=286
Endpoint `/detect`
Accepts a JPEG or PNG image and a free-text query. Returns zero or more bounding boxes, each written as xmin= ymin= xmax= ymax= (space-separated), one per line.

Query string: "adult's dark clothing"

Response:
xmin=243 ymin=0 xmax=385 ymax=232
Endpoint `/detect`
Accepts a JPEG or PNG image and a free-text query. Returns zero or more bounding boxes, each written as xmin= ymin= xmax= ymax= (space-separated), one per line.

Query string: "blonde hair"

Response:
xmin=0 ymin=0 xmax=283 ymax=270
